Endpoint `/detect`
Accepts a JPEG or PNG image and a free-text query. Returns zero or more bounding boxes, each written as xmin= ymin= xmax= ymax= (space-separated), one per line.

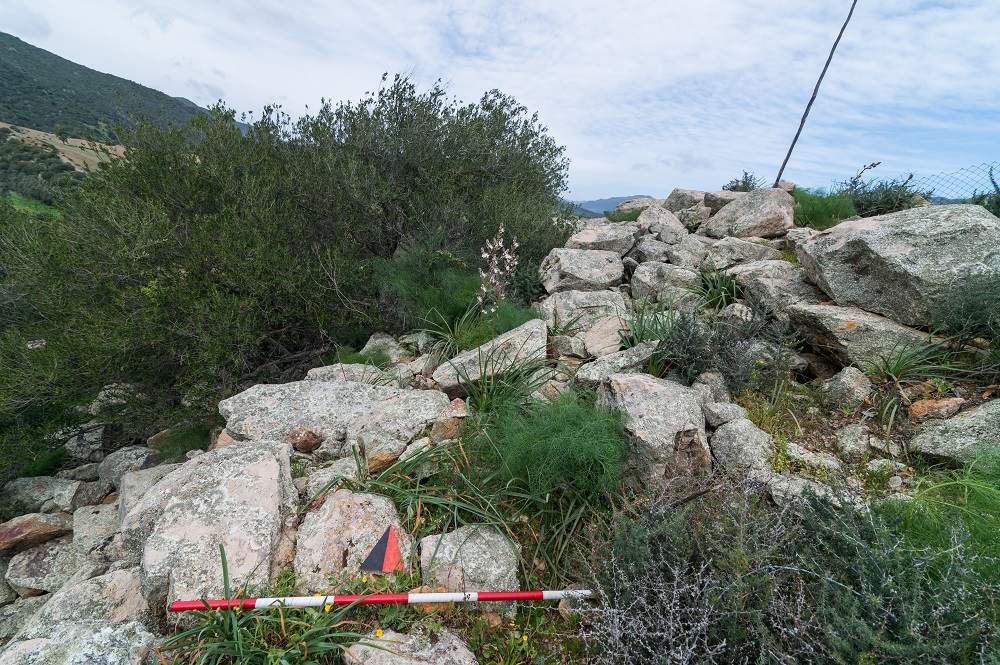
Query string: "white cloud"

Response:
xmin=4 ymin=0 xmax=999 ymax=198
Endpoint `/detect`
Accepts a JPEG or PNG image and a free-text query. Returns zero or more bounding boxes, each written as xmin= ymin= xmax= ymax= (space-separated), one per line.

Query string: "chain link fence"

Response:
xmin=898 ymin=161 xmax=1000 ymax=203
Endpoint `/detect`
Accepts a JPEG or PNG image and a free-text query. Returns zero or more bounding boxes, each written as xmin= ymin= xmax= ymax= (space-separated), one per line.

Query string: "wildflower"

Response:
xmin=522 ymin=634 xmax=528 ymax=642
xmin=324 ymin=604 xmax=331 ymax=612
xmin=362 ymin=575 xmax=368 ymax=583
xmin=376 ymin=628 xmax=384 ymax=638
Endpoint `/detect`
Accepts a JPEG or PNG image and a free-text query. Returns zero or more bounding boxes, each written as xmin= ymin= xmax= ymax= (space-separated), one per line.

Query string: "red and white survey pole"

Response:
xmin=169 ymin=589 xmax=591 ymax=612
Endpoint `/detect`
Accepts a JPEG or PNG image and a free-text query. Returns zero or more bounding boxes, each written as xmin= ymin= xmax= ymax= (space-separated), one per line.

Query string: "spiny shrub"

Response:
xmin=792 ymin=186 xmax=857 ymax=229
xmin=844 ymin=174 xmax=932 ymax=218
xmin=582 ymin=475 xmax=1000 ymax=664
xmin=721 ymin=170 xmax=766 ymax=192
xmin=475 ymin=390 xmax=627 ymax=505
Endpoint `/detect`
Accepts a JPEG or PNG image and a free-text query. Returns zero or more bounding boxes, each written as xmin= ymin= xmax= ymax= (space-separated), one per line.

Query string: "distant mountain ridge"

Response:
xmin=570 ymin=194 xmax=656 ymax=215
xmin=0 ymin=32 xmax=205 ymax=142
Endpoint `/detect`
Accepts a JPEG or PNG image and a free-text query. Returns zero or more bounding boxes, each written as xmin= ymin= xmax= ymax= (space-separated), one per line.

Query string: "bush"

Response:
xmin=582 ymin=475 xmax=1000 ymax=664
xmin=603 ymin=208 xmax=644 ymax=223
xmin=844 ymin=174 xmax=932 ymax=218
xmin=0 ymin=75 xmax=572 ymax=480
xmin=968 ymin=166 xmax=1000 ymax=217
xmin=721 ymin=170 xmax=766 ymax=192
xmin=792 ymin=186 xmax=857 ymax=230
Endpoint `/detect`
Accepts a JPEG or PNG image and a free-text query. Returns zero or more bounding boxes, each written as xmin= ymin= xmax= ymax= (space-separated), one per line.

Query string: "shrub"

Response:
xmin=603 ymin=208 xmax=644 ymax=223
xmin=0 ymin=76 xmax=571 ymax=480
xmin=721 ymin=170 xmax=766 ymax=192
xmin=792 ymin=186 xmax=857 ymax=229
xmin=844 ymin=174 xmax=933 ymax=218
xmin=582 ymin=475 xmax=1000 ymax=664
xmin=968 ymin=166 xmax=1000 ymax=217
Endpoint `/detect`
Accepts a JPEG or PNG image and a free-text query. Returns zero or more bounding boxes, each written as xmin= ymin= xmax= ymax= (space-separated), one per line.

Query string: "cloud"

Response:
xmin=0 ymin=1 xmax=53 ymax=38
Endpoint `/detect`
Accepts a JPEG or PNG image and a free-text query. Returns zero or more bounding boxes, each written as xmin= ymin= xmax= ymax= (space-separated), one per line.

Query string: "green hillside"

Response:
xmin=0 ymin=32 xmax=204 ymax=142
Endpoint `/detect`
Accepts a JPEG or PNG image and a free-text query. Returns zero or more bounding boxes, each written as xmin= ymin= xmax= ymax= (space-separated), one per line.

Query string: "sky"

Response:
xmin=2 ymin=0 xmax=999 ymax=200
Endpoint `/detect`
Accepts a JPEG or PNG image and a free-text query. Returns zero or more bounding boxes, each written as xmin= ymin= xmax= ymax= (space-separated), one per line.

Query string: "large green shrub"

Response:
xmin=0 ymin=75 xmax=572 ymax=479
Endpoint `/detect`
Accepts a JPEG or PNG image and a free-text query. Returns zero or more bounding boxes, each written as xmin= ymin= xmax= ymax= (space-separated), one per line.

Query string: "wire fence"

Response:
xmin=897 ymin=161 xmax=1000 ymax=203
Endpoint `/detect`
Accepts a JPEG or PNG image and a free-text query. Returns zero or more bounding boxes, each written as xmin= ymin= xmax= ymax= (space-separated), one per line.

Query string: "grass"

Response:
xmin=617 ymin=299 xmax=677 ymax=348
xmin=694 ymin=267 xmax=743 ymax=311
xmin=792 ymin=186 xmax=856 ymax=230
xmin=153 ymin=418 xmax=223 ymax=464
xmin=602 ymin=208 xmax=644 ymax=223
xmin=17 ymin=445 xmax=67 ymax=477
xmin=422 ymin=302 xmax=539 ymax=361
xmin=5 ymin=191 xmax=61 ymax=216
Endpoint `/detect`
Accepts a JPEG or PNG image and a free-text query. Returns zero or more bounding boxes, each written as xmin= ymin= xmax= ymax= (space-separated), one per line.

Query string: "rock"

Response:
xmin=867 ymin=458 xmax=906 ymax=474
xmin=638 ymin=206 xmax=687 ymax=244
xmin=786 ymin=303 xmax=927 ymax=366
xmin=706 ymin=237 xmax=783 ymax=270
xmin=704 ymin=190 xmax=746 ymax=214
xmin=597 ymin=374 xmax=710 ymax=480
xmin=633 ymin=236 xmax=673 ymax=263
xmin=909 ymin=397 xmax=965 ymax=420
xmin=55 ymin=464 xmax=100 ymax=483
xmin=700 ymin=188 xmax=794 ymax=239
xmin=710 ymin=419 xmax=773 ymax=476
xmin=715 ymin=303 xmax=754 ymax=325
xmin=785 ymin=442 xmax=843 ymax=474
xmin=565 ymin=225 xmax=638 ymax=256
xmin=734 ymin=265 xmax=826 ymax=323
xmin=909 ymin=399 xmax=1000 ymax=463
xmin=535 ymin=290 xmax=629 ymax=333
xmin=539 ymin=248 xmax=624 ymax=294
xmin=677 ymin=205 xmax=712 ymax=231
xmin=419 ymin=526 xmax=519 ymax=614
xmin=361 ymin=333 xmax=413 ymax=365
xmin=1 ymin=477 xmax=85 ymax=515
xmin=70 ymin=504 xmax=119 ymax=561
xmin=574 ymin=343 xmax=657 ymax=389
xmin=288 ymin=428 xmax=324 ymax=453
xmin=665 ymin=234 xmax=714 ymax=269
xmin=702 ymin=402 xmax=747 ymax=427
xmin=122 ymin=442 xmax=295 ymax=627
xmin=630 ymin=262 xmax=701 ymax=303
xmin=664 ymin=188 xmax=706 ymax=213
xmin=835 ymin=423 xmax=873 ymax=462
xmin=818 ymin=367 xmax=872 ymax=411
xmin=305 ymin=363 xmax=399 ymax=385
xmin=796 ymin=204 xmax=1000 ymax=327
xmin=431 ymin=319 xmax=546 ymax=398
xmin=62 ymin=425 xmax=107 ymax=463
xmin=691 ymin=372 xmax=732 ymax=404
xmin=304 ymin=457 xmax=359 ymax=500
xmin=0 ymin=556 xmax=12 ymax=606
xmin=116 ymin=464 xmax=179 ymax=526
xmin=87 ymin=384 xmax=132 ymax=418
xmin=0 ymin=596 xmax=48 ymax=645
xmin=578 ymin=316 xmax=624 ymax=358
xmin=768 ymin=476 xmax=832 ymax=507
xmin=784 ymin=227 xmax=818 ymax=252
xmin=12 ymin=568 xmax=151 ymax=641
xmin=614 ymin=197 xmax=662 ymax=215
xmin=220 ymin=381 xmax=449 ymax=470
xmin=5 ymin=535 xmax=102 ymax=596
xmin=429 ymin=399 xmax=469 ymax=443
xmin=97 ymin=447 xmax=157 ymax=491
xmin=0 ymin=621 xmax=154 ymax=665
xmin=345 ymin=627 xmax=477 ymax=665
xmin=0 ymin=513 xmax=73 ymax=553
xmin=209 ymin=428 xmax=236 ymax=450
xmin=294 ymin=490 xmax=411 ymax=592
xmin=549 ymin=335 xmax=588 ymax=358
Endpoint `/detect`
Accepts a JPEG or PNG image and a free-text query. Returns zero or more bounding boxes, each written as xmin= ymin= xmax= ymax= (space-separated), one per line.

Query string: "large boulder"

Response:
xmin=97 ymin=447 xmax=157 ymax=490
xmin=0 ymin=596 xmax=47 ymax=644
xmin=346 ymin=627 xmax=477 ymax=665
xmin=909 ymin=399 xmax=1000 ymax=463
xmin=665 ymin=234 xmax=714 ymax=269
xmin=5 ymin=535 xmax=103 ymax=597
xmin=293 ymin=489 xmax=411 ymax=593
xmin=574 ymin=343 xmax=657 ymax=388
xmin=597 ymin=374 xmax=710 ymax=480
xmin=539 ymin=248 xmax=625 ymax=294
xmin=219 ymin=381 xmax=449 ymax=469
xmin=1 ymin=477 xmax=86 ymax=515
xmin=706 ymin=237 xmax=783 ymax=270
xmin=633 ymin=236 xmax=673 ymax=263
xmin=535 ymin=290 xmax=629 ymax=333
xmin=730 ymin=263 xmax=826 ymax=322
xmin=577 ymin=316 xmax=624 ymax=358
xmin=0 ymin=621 xmax=154 ymax=665
xmin=630 ymin=262 xmax=701 ymax=303
xmin=638 ymin=206 xmax=687 ymax=244
xmin=431 ymin=319 xmax=546 ymax=398
xmin=121 ymin=441 xmax=295 ymax=627
xmin=419 ymin=525 xmax=519 ymax=614
xmin=700 ymin=188 xmax=794 ymax=239
xmin=664 ymin=188 xmax=706 ymax=213
xmin=305 ymin=363 xmax=402 ymax=386
xmin=709 ymin=419 xmax=774 ymax=477
xmin=786 ymin=303 xmax=928 ymax=366
xmin=565 ymin=225 xmax=638 ymax=256
xmin=796 ymin=204 xmax=1000 ymax=327
xmin=704 ymin=190 xmax=746 ymax=214
xmin=0 ymin=513 xmax=73 ymax=552
xmin=117 ymin=464 xmax=180 ymax=525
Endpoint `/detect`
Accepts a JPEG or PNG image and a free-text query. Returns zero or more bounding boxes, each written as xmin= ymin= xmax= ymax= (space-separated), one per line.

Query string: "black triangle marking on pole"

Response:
xmin=361 ymin=526 xmax=392 ymax=572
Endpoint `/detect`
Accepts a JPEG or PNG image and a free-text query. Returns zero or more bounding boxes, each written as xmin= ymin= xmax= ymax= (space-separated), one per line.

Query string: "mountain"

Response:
xmin=0 ymin=32 xmax=205 ymax=142
xmin=571 ymin=194 xmax=656 ymax=215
